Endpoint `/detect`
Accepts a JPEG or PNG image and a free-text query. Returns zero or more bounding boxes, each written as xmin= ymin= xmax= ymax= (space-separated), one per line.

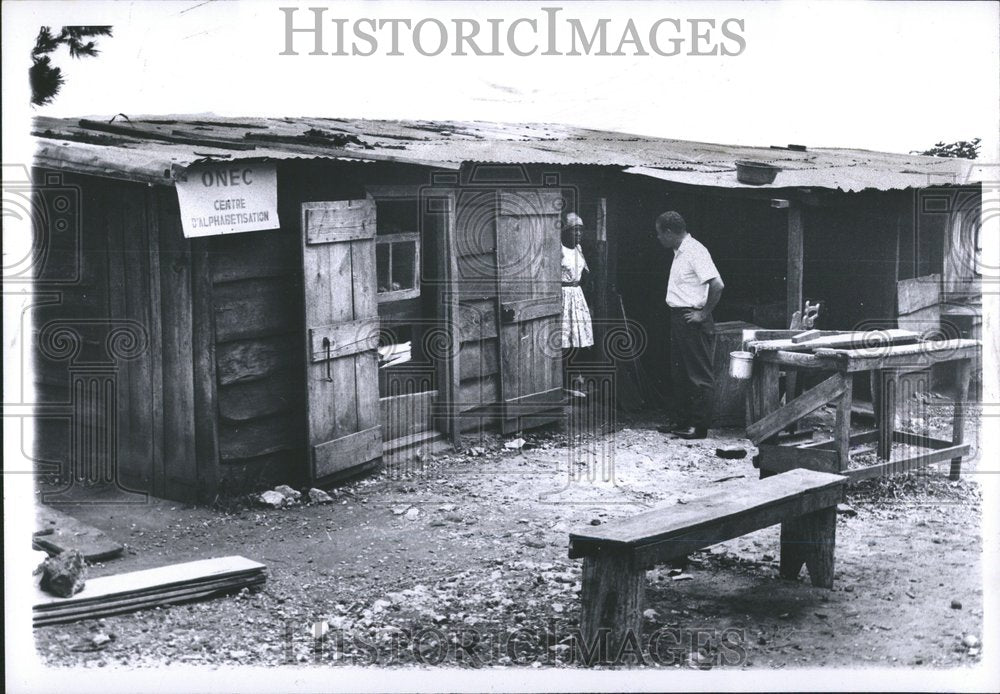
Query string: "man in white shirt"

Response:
xmin=655 ymin=211 xmax=725 ymax=439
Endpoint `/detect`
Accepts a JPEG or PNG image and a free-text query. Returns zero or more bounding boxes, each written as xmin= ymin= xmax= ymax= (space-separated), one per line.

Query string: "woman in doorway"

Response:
xmin=560 ymin=213 xmax=594 ymax=395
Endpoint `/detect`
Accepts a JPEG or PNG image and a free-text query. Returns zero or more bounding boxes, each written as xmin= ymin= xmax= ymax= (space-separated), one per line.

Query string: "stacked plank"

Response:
xmin=33 ymin=556 xmax=265 ymax=626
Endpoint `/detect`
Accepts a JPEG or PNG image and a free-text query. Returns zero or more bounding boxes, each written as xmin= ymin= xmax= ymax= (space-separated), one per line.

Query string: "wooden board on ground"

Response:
xmin=33 ymin=555 xmax=265 ymax=625
xmin=33 ymin=505 xmax=124 ymax=562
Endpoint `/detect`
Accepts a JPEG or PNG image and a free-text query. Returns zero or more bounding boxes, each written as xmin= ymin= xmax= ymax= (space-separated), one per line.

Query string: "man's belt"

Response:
xmin=562 ymin=282 xmax=580 ymax=287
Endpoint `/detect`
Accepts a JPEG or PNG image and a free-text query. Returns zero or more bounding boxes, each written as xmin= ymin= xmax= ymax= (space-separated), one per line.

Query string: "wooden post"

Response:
xmin=949 ymin=358 xmax=972 ymax=480
xmin=779 ymin=506 xmax=837 ymax=588
xmin=593 ymin=198 xmax=608 ymax=363
xmin=833 ymin=373 xmax=853 ymax=472
xmin=191 ymin=238 xmax=220 ymax=501
xmin=786 ymin=204 xmax=804 ymax=328
xmin=579 ymin=548 xmax=644 ymax=656
xmin=751 ymin=362 xmax=781 ymax=478
xmin=870 ymin=370 xmax=896 ymax=461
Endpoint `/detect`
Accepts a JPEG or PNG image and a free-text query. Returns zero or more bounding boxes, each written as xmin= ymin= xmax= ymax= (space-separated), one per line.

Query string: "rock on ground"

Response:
xmin=258 ymin=490 xmax=285 ymax=508
xmin=40 ymin=549 xmax=87 ymax=597
xmin=308 ymin=488 xmax=333 ymax=504
xmin=273 ymin=485 xmax=302 ymax=503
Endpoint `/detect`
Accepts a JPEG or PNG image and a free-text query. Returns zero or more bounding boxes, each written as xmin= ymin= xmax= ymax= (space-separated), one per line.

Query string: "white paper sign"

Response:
xmin=175 ymin=163 xmax=279 ymax=238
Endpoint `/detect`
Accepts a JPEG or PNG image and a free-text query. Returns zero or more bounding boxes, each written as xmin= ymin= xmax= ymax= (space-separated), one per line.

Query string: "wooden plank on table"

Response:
xmin=33 ymin=506 xmax=123 ymax=562
xmin=33 ymin=556 xmax=264 ymax=608
xmin=757 ymin=350 xmax=836 ymax=370
xmin=313 ymin=425 xmax=382 ymax=479
xmin=307 ymin=317 xmax=380 ymax=362
xmin=749 ymin=329 xmax=920 ymax=353
xmin=838 ymin=340 xmax=980 ymax=372
xmin=747 ymin=372 xmax=847 ymax=444
xmin=757 ymin=444 xmax=840 ymax=474
xmin=303 ymin=201 xmax=376 ymax=244
xmin=791 ymin=330 xmax=822 ymax=344
xmin=897 ymin=274 xmax=942 ymax=314
xmin=569 ymin=468 xmax=845 ymax=550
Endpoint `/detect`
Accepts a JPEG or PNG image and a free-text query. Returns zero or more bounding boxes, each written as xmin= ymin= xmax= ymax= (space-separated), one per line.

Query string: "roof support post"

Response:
xmin=785 ymin=202 xmax=804 ymax=327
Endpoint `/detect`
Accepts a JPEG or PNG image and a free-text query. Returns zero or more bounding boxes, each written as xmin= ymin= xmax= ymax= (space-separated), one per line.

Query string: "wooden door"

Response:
xmin=496 ymin=189 xmax=566 ymax=434
xmin=301 ymin=199 xmax=382 ymax=482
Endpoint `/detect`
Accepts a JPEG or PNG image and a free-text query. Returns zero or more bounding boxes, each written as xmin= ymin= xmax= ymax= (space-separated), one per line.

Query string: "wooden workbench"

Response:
xmin=743 ymin=331 xmax=979 ymax=481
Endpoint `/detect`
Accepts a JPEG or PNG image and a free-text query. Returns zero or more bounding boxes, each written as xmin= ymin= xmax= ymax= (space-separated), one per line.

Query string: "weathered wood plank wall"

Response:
xmin=31 ymin=173 xmax=206 ymax=501
xmin=207 ymin=227 xmax=304 ymax=489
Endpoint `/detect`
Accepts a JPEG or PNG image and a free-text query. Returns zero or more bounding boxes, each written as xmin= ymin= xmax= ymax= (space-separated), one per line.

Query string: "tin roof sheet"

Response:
xmin=32 ymin=115 xmax=973 ymax=191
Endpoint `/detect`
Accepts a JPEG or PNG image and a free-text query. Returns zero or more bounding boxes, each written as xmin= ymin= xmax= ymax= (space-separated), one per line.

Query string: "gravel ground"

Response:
xmin=33 ymin=406 xmax=984 ymax=670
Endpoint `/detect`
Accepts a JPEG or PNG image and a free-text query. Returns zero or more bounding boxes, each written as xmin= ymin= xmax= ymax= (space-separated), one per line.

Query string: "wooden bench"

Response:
xmin=568 ymin=468 xmax=847 ymax=647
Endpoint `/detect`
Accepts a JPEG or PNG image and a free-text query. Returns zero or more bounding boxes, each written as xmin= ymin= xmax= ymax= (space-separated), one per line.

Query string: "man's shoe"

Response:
xmin=656 ymin=423 xmax=685 ymax=434
xmin=672 ymin=426 xmax=708 ymax=440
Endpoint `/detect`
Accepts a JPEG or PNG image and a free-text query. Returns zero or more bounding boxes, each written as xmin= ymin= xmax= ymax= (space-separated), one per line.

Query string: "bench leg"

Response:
xmin=950 ymin=359 xmax=971 ymax=481
xmin=580 ymin=549 xmax=643 ymax=657
xmin=779 ymin=507 xmax=836 ymax=588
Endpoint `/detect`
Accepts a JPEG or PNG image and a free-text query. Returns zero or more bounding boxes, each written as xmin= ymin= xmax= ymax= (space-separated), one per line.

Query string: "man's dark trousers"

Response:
xmin=668 ymin=308 xmax=716 ymax=430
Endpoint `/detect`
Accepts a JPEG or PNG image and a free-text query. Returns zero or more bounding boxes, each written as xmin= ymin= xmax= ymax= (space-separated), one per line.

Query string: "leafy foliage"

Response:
xmin=30 ymin=26 xmax=113 ymax=107
xmin=912 ymin=138 xmax=981 ymax=160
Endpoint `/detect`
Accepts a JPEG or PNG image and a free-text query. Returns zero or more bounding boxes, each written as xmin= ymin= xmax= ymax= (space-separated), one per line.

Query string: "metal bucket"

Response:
xmin=729 ymin=350 xmax=754 ymax=380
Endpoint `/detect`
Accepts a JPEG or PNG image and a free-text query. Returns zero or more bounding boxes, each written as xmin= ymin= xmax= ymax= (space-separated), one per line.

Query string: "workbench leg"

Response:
xmin=579 ymin=549 xmax=644 ymax=660
xmin=751 ymin=362 xmax=781 ymax=479
xmin=833 ymin=374 xmax=853 ymax=472
xmin=784 ymin=371 xmax=799 ymax=434
xmin=870 ymin=370 xmax=896 ymax=461
xmin=779 ymin=507 xmax=836 ymax=588
xmin=949 ymin=359 xmax=972 ymax=480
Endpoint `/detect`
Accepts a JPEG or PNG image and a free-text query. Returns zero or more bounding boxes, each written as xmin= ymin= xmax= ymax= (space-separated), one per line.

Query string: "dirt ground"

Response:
xmin=33 ymin=405 xmax=984 ymax=670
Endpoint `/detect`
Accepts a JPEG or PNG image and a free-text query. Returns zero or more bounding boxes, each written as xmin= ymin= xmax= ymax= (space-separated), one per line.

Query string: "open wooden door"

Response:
xmin=301 ymin=199 xmax=382 ymax=483
xmin=496 ymin=189 xmax=566 ymax=434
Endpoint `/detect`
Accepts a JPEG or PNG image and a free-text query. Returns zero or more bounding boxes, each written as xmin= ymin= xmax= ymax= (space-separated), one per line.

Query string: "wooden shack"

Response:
xmin=29 ymin=116 xmax=980 ymax=502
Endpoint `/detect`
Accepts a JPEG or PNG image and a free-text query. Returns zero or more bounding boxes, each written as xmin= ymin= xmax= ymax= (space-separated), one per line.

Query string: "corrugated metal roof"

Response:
xmin=32 ymin=115 xmax=973 ymax=192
